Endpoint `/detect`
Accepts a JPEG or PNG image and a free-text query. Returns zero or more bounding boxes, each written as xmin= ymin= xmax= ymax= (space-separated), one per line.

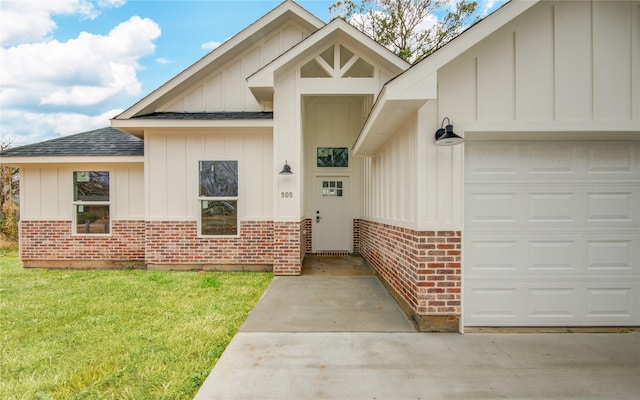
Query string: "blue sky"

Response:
xmin=0 ymin=0 xmax=506 ymax=147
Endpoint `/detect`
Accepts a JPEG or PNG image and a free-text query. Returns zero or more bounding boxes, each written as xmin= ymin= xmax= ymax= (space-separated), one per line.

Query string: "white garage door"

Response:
xmin=464 ymin=140 xmax=640 ymax=326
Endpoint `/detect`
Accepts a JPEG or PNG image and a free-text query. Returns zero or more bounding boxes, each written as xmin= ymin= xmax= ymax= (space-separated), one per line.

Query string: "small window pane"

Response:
xmin=201 ymin=200 xmax=237 ymax=236
xmin=76 ymin=205 xmax=110 ymax=234
xmin=317 ymin=147 xmax=348 ymax=167
xmin=74 ymin=171 xmax=109 ymax=201
xmin=200 ymin=161 xmax=238 ymax=197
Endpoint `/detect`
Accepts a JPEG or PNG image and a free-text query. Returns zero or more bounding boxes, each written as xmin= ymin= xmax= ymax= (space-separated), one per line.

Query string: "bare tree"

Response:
xmin=330 ymin=0 xmax=478 ymax=63
xmin=1 ymin=139 xmax=20 ymax=242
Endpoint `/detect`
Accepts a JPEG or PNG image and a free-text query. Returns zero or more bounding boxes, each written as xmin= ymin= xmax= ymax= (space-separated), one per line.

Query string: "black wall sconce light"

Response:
xmin=434 ymin=117 xmax=464 ymax=146
xmin=279 ymin=160 xmax=293 ymax=175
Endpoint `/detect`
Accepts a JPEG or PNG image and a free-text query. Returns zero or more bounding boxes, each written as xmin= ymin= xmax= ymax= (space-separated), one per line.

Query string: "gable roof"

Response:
xmin=247 ymin=18 xmax=410 ymax=101
xmin=353 ymin=0 xmax=540 ymax=155
xmin=0 ymin=127 xmax=143 ymax=159
xmin=115 ymin=0 xmax=324 ymax=120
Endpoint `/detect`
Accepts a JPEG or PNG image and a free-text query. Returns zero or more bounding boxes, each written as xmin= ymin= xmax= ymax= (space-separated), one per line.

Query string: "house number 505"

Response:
xmin=281 ymin=191 xmax=294 ymax=198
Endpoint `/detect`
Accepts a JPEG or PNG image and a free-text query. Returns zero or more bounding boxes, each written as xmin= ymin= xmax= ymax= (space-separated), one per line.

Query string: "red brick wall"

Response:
xmin=272 ymin=220 xmax=304 ymax=275
xmin=145 ymin=221 xmax=274 ymax=265
xmin=359 ymin=220 xmax=461 ymax=321
xmin=20 ymin=219 xmax=307 ymax=274
xmin=20 ymin=220 xmax=145 ymax=266
xmin=304 ymin=218 xmax=312 ymax=254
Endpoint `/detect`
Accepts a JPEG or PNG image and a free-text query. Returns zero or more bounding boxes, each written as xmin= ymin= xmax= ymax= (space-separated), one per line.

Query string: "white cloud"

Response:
xmin=156 ymin=57 xmax=173 ymax=64
xmin=3 ymin=108 xmax=124 ymax=146
xmin=201 ymin=41 xmax=222 ymax=51
xmin=1 ymin=16 xmax=160 ymax=108
xmin=0 ymin=0 xmax=127 ymax=46
xmin=481 ymin=0 xmax=504 ymax=17
xmin=0 ymin=2 xmax=161 ymax=145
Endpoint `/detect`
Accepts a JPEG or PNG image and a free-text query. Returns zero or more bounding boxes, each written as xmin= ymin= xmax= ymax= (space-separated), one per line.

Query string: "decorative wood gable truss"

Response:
xmin=301 ymin=44 xmax=375 ymax=78
xmin=247 ymin=18 xmax=409 ymax=102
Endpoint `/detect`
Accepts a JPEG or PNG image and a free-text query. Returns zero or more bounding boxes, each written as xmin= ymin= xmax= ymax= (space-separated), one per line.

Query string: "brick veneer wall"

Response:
xmin=359 ymin=219 xmax=461 ymax=331
xmin=304 ymin=218 xmax=312 ymax=254
xmin=21 ymin=219 xmax=307 ymax=274
xmin=20 ymin=220 xmax=145 ymax=268
xmin=273 ymin=220 xmax=304 ymax=275
xmin=146 ymin=220 xmax=274 ymax=266
xmin=146 ymin=220 xmax=303 ymax=275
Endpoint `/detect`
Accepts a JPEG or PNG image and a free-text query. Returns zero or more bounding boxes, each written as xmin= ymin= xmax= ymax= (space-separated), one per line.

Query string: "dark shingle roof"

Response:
xmin=0 ymin=127 xmax=144 ymax=157
xmin=132 ymin=112 xmax=273 ymax=120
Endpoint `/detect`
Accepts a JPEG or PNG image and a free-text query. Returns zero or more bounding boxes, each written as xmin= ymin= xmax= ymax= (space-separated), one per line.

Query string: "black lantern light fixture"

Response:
xmin=279 ymin=160 xmax=293 ymax=175
xmin=434 ymin=117 xmax=464 ymax=146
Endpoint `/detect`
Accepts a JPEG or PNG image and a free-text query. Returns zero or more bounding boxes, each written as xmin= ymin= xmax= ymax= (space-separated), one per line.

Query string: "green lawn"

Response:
xmin=0 ymin=249 xmax=272 ymax=399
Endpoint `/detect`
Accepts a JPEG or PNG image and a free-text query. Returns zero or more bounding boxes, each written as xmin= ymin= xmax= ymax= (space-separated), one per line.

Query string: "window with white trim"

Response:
xmin=73 ymin=171 xmax=110 ymax=235
xmin=199 ymin=161 xmax=238 ymax=236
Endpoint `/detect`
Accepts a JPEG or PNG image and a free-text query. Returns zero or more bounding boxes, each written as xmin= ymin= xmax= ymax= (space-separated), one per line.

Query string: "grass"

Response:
xmin=0 ymin=249 xmax=272 ymax=399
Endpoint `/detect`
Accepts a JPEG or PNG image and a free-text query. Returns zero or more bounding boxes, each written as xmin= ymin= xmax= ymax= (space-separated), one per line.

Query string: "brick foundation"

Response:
xmin=145 ymin=220 xmax=275 ymax=267
xmin=359 ymin=219 xmax=461 ymax=332
xmin=20 ymin=220 xmax=145 ymax=268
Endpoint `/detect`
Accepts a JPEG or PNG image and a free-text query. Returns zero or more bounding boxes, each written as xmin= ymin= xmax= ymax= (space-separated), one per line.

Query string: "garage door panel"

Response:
xmin=466 ymin=190 xmax=520 ymax=224
xmin=464 ymin=140 xmax=640 ymax=326
xmin=586 ymin=189 xmax=638 ymax=224
xmin=465 ymin=280 xmax=640 ymax=326
xmin=585 ymin=287 xmax=638 ymax=320
xmin=467 ymin=233 xmax=638 ymax=277
xmin=585 ymin=142 xmax=639 ymax=176
xmin=466 ymin=141 xmax=640 ymax=182
xmin=467 ymin=184 xmax=639 ymax=228
xmin=586 ymin=237 xmax=638 ymax=272
xmin=528 ymin=190 xmax=577 ymax=223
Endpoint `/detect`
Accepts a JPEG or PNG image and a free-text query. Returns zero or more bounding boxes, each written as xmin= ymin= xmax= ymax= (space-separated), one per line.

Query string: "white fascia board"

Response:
xmin=116 ymin=1 xmax=324 ymax=120
xmin=111 ymin=118 xmax=273 ymax=130
xmin=463 ymin=121 xmax=640 ymax=140
xmin=0 ymin=156 xmax=144 ymax=166
xmin=247 ymin=18 xmax=409 ymax=89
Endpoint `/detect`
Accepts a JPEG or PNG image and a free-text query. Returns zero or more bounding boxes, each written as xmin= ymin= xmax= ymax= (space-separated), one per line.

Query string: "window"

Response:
xmin=322 ymin=180 xmax=343 ymax=197
xmin=317 ymin=147 xmax=348 ymax=168
xmin=199 ymin=161 xmax=238 ymax=236
xmin=73 ymin=171 xmax=110 ymax=234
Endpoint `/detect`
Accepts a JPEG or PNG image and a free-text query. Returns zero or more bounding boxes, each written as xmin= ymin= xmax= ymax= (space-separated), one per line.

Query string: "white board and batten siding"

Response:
xmin=160 ymin=23 xmax=313 ymax=113
xmin=20 ymin=164 xmax=144 ymax=220
xmin=464 ymin=141 xmax=640 ymax=326
xmin=438 ymin=0 xmax=640 ymax=124
xmin=145 ymin=130 xmax=273 ymax=221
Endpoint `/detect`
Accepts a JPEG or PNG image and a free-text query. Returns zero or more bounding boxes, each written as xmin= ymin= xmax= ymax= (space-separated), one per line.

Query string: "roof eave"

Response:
xmin=112 ymin=118 xmax=274 ymax=137
xmin=0 ymin=156 xmax=144 ymax=166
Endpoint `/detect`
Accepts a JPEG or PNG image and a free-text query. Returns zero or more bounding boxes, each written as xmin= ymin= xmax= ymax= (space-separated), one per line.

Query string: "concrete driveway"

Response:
xmin=194 ymin=258 xmax=640 ymax=399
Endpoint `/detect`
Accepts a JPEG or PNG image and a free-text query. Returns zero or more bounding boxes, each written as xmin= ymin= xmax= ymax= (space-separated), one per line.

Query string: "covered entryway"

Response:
xmin=464 ymin=140 xmax=640 ymax=326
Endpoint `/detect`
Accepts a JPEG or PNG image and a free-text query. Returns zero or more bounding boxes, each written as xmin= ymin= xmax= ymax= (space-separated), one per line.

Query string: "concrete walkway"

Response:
xmin=194 ymin=257 xmax=640 ymax=400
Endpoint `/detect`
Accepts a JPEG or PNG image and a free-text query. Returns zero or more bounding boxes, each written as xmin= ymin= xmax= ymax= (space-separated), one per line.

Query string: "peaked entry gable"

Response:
xmin=247 ymin=18 xmax=409 ymax=102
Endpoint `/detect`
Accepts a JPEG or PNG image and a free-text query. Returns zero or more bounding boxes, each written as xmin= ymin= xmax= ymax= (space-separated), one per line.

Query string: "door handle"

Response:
xmin=316 ymin=210 xmax=321 ymax=223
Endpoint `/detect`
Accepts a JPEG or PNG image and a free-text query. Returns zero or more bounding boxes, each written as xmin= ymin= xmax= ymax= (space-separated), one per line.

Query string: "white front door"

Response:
xmin=313 ymin=177 xmax=351 ymax=253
